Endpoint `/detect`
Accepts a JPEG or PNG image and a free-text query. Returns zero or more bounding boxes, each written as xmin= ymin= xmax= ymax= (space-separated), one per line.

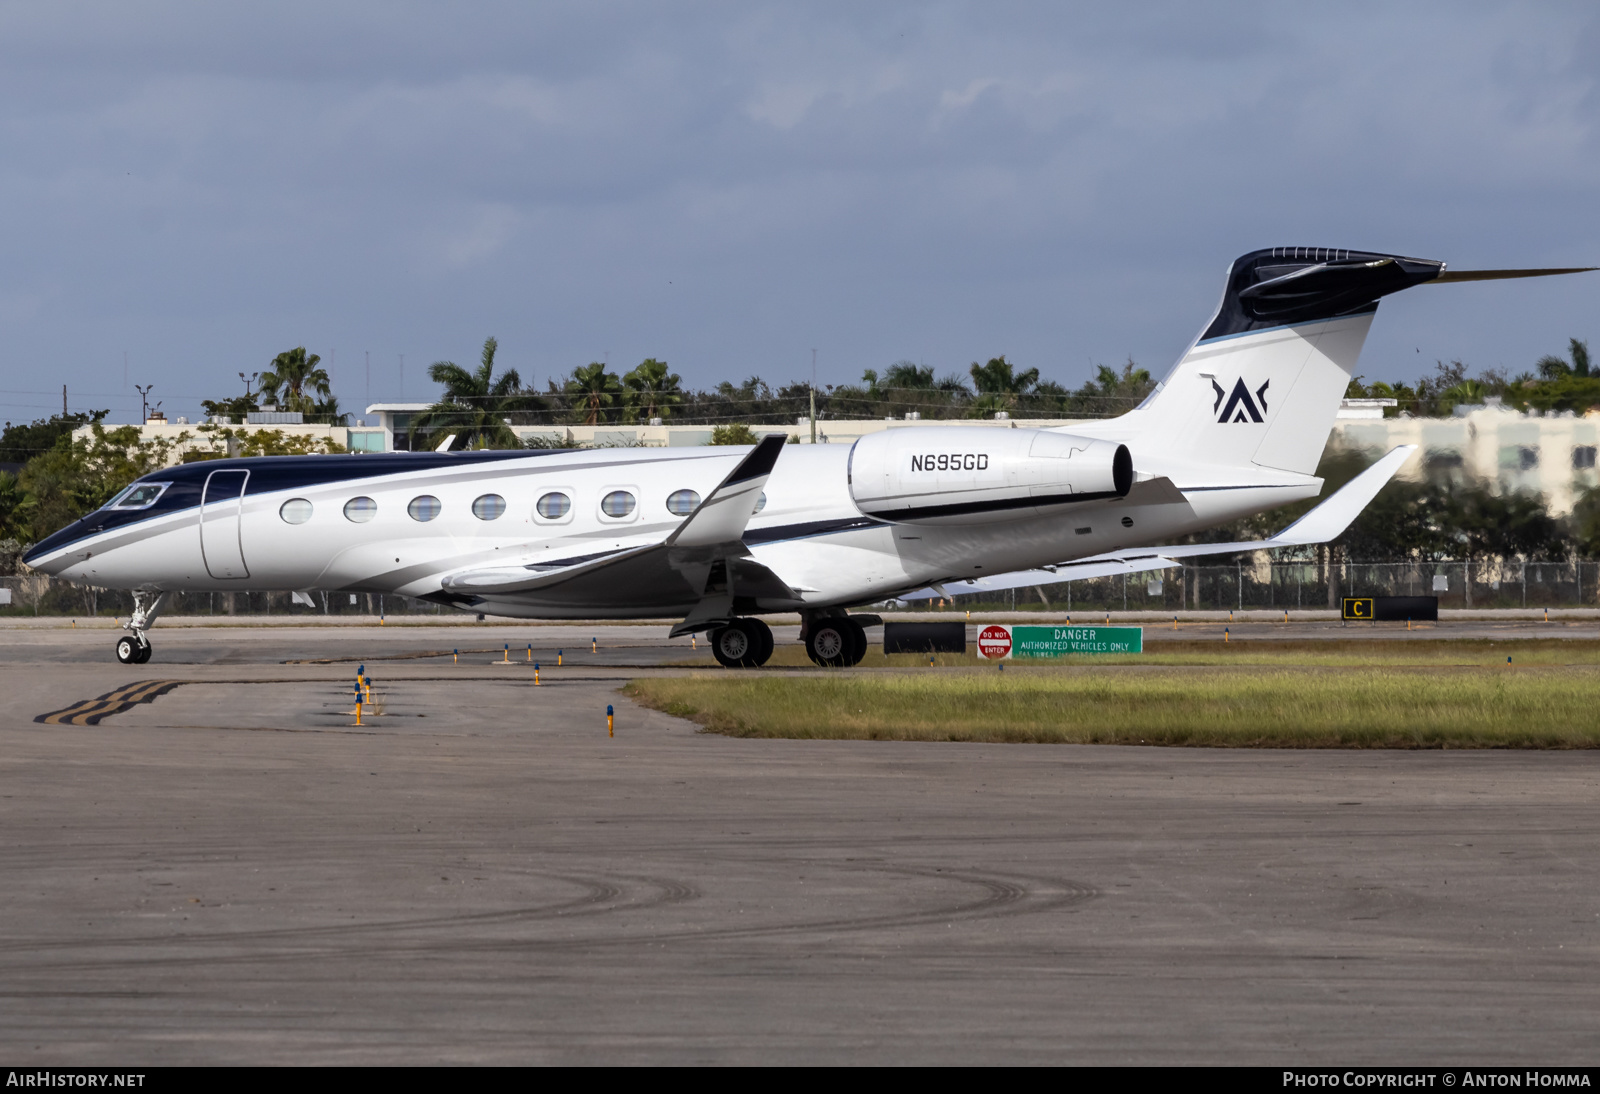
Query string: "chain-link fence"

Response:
xmin=0 ymin=576 xmax=448 ymax=618
xmin=928 ymin=560 xmax=1600 ymax=613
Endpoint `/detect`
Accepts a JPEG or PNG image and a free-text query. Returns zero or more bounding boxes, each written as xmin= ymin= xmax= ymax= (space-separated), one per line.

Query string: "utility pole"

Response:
xmin=62 ymin=385 xmax=67 ymax=417
xmin=810 ymin=348 xmax=817 ymax=445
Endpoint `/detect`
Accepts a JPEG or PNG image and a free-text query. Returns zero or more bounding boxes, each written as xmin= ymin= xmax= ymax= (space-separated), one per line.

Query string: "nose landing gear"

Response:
xmin=116 ymin=590 xmax=166 ymax=665
xmin=115 ymin=633 xmax=151 ymax=665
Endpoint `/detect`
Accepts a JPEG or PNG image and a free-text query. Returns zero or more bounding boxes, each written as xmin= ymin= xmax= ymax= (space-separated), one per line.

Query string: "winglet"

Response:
xmin=666 ymin=433 xmax=787 ymax=548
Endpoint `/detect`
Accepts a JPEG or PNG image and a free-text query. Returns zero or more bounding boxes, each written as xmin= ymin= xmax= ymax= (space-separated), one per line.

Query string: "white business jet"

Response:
xmin=24 ymin=248 xmax=1593 ymax=667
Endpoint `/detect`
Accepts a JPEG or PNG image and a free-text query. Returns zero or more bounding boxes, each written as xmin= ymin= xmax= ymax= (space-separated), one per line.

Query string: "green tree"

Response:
xmin=413 ymin=337 xmax=544 ymax=449
xmin=0 ymin=412 xmax=107 ymax=464
xmin=18 ymin=424 xmax=188 ymax=541
xmin=709 ymin=424 xmax=759 ymax=445
xmin=968 ymin=355 xmax=1038 ymax=416
xmin=1537 ymin=337 xmax=1592 ymax=379
xmin=622 ymin=358 xmax=684 ymax=422
xmin=565 ymin=362 xmax=624 ymax=426
xmin=259 ymin=347 xmax=332 ymax=415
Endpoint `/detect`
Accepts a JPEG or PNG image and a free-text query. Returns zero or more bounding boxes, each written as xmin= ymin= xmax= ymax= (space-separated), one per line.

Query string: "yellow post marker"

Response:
xmin=527 ymin=643 xmax=532 ymax=662
xmin=558 ymin=649 xmax=563 ymax=666
xmin=1174 ymin=615 xmax=1178 ymax=630
xmin=1224 ymin=627 xmax=1230 ymax=643
xmin=534 ymin=663 xmax=540 ymax=686
xmin=502 ymin=643 xmax=509 ymax=664
xmin=1105 ymin=613 xmax=1109 ymax=625
xmin=592 ymin=637 xmax=597 ymax=653
xmin=1545 ymin=608 xmax=1550 ymax=622
xmin=1229 ymin=610 xmax=1234 ymax=623
xmin=966 ymin=610 xmax=971 ymax=620
xmin=354 ymin=684 xmax=363 ymax=727
xmin=1284 ymin=611 xmax=1289 ymax=623
xmin=453 ymin=648 xmax=459 ymax=664
xmin=691 ymin=635 xmax=697 ymax=650
xmin=607 ymin=704 xmax=614 ymax=738
xmin=928 ymin=654 xmax=935 ymax=667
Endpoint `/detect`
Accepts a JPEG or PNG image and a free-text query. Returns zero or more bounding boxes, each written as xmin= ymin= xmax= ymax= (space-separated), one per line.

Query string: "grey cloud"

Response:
xmin=0 ymin=2 xmax=1595 ymax=422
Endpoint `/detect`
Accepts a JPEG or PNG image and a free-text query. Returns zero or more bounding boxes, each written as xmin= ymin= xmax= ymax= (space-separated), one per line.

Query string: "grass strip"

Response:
xmin=625 ymin=665 xmax=1600 ymax=747
xmin=704 ymin=638 xmax=1600 ymax=671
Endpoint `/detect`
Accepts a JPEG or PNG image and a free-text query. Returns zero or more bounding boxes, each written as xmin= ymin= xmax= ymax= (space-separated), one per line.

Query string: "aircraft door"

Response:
xmin=200 ymin=469 xmax=251 ymax=579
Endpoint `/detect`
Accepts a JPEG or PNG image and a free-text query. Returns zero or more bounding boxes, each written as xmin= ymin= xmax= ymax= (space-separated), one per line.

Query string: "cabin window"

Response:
xmin=343 ymin=497 xmax=378 ymax=523
xmin=535 ymin=492 xmax=571 ymax=520
xmin=108 ymin=482 xmax=170 ymax=510
xmin=601 ymin=491 xmax=637 ymax=519
xmin=407 ymin=495 xmax=442 ymax=522
xmin=279 ymin=498 xmax=313 ymax=525
xmin=472 ymin=494 xmax=507 ymax=520
xmin=666 ymin=489 xmax=701 ymax=516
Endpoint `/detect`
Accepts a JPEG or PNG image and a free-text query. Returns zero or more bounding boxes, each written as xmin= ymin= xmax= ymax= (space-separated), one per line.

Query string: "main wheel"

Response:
xmin=844 ymin=618 xmax=868 ymax=666
xmin=116 ymin=635 xmax=140 ymax=665
xmin=135 ymin=640 xmax=153 ymax=664
xmin=805 ymin=619 xmax=852 ymax=667
xmin=710 ymin=621 xmax=761 ymax=668
xmin=745 ymin=618 xmax=774 ymax=666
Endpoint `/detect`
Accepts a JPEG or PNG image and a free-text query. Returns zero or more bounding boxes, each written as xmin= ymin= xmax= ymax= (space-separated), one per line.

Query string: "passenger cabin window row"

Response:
xmin=278 ymin=489 xmax=768 ymax=525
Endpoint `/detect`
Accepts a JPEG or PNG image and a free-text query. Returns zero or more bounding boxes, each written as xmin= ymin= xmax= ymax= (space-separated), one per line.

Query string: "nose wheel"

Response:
xmin=116 ymin=634 xmax=152 ymax=665
xmin=116 ymin=589 xmax=165 ymax=665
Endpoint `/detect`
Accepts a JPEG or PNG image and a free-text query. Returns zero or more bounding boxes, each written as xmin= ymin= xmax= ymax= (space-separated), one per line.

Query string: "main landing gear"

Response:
xmin=115 ymin=590 xmax=166 ymax=665
xmin=709 ymin=617 xmax=775 ymax=668
xmin=804 ymin=615 xmax=867 ymax=668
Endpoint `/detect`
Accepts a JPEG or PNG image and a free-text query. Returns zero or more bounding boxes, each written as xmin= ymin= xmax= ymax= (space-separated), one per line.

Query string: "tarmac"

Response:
xmin=1 ymin=618 xmax=1597 ymax=1064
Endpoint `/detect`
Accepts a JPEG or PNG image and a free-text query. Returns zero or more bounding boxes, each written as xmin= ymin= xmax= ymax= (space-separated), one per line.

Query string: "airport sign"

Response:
xmin=977 ymin=624 xmax=1143 ymax=658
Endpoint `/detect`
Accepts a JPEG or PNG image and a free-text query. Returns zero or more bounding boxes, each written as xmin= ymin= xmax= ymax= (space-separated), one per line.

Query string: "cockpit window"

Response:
xmin=107 ymin=482 xmax=171 ymax=510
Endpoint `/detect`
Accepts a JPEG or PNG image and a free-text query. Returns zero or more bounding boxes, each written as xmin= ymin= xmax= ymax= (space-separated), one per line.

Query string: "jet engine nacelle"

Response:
xmin=848 ymin=427 xmax=1132 ymax=524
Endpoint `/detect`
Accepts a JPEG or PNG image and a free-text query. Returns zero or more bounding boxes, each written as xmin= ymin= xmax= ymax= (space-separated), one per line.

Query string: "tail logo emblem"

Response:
xmin=1212 ymin=377 xmax=1270 ymax=423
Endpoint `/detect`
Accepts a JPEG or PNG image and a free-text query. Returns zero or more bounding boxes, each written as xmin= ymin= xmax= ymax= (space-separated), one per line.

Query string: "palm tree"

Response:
xmin=566 ymin=362 xmax=624 ymax=425
xmin=412 ymin=337 xmax=545 ymax=449
xmin=260 ymin=347 xmax=332 ymax=415
xmin=309 ymin=394 xmax=349 ymax=426
xmin=968 ymin=355 xmax=1039 ymax=416
xmin=1537 ymin=337 xmax=1593 ymax=379
xmin=622 ymin=359 xmax=684 ymax=421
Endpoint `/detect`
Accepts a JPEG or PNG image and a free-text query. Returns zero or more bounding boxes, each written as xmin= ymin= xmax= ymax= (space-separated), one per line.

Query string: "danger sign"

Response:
xmin=977 ymin=625 xmax=1012 ymax=659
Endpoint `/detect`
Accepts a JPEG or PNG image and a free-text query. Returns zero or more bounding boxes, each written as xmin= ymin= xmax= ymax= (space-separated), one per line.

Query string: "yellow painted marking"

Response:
xmin=35 ymin=681 xmax=187 ymax=726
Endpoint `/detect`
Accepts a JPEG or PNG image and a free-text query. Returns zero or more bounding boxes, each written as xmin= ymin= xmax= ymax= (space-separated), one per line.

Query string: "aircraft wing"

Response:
xmin=437 ymin=434 xmax=802 ymax=624
xmin=897 ymin=445 xmax=1415 ymax=599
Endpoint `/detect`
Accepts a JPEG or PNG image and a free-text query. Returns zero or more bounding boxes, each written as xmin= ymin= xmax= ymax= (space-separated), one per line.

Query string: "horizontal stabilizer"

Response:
xmin=1431 ymin=267 xmax=1597 ymax=284
xmin=1147 ymin=444 xmax=1416 ymax=558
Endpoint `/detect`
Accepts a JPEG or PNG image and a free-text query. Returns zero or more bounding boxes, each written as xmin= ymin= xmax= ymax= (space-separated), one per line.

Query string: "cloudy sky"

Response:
xmin=1 ymin=2 xmax=1596 ymax=424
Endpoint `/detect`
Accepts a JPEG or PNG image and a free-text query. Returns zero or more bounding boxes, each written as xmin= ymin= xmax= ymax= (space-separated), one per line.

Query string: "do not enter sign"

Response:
xmin=977 ymin=625 xmax=1013 ymax=659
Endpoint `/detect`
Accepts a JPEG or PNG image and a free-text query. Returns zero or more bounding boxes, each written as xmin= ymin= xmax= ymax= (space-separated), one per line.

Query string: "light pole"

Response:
xmin=239 ymin=371 xmax=259 ymax=398
xmin=135 ymin=384 xmax=154 ymax=423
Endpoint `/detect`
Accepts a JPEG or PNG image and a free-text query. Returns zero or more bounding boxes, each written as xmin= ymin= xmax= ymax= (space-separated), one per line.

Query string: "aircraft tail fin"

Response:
xmin=1125 ymin=248 xmax=1443 ymax=476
